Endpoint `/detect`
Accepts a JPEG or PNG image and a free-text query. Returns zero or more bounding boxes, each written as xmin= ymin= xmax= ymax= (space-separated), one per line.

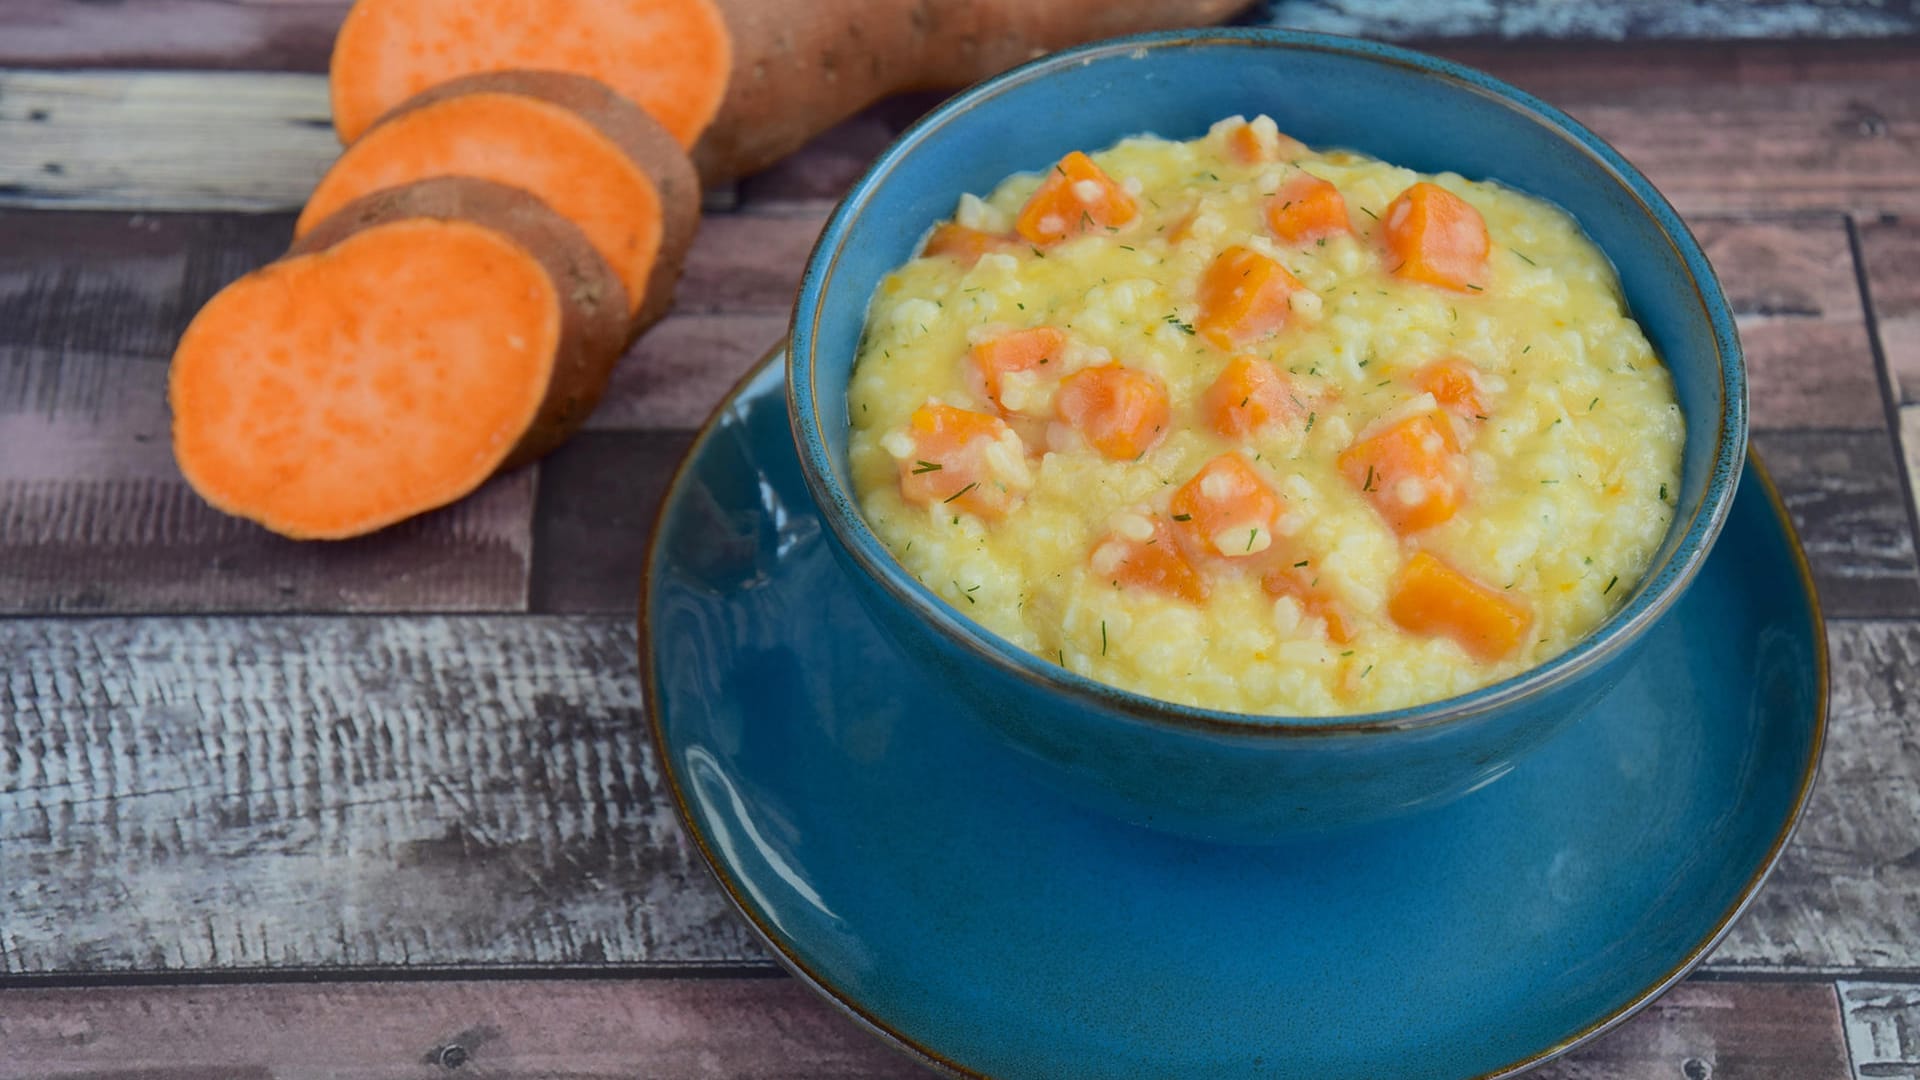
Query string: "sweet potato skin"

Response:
xmin=696 ymin=0 xmax=1255 ymax=182
xmin=338 ymin=70 xmax=702 ymax=339
xmin=292 ymin=176 xmax=629 ymax=469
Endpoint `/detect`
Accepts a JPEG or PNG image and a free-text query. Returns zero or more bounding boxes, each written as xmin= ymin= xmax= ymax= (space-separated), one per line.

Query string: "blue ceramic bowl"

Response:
xmin=788 ymin=29 xmax=1746 ymax=841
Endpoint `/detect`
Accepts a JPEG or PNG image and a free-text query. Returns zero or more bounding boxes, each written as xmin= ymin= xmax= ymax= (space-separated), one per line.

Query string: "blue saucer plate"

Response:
xmin=640 ymin=348 xmax=1826 ymax=1080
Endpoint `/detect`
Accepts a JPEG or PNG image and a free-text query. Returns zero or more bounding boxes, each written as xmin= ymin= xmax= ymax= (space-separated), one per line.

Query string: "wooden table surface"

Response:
xmin=3 ymin=5 xmax=1920 ymax=1077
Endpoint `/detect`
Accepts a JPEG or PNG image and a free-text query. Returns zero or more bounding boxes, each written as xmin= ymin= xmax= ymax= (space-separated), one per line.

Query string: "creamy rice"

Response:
xmin=847 ymin=116 xmax=1683 ymax=715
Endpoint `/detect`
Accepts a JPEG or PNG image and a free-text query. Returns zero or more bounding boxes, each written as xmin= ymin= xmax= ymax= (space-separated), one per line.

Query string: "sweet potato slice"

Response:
xmin=172 ymin=179 xmax=626 ymax=539
xmin=1338 ymin=407 xmax=1469 ymax=533
xmin=299 ymin=72 xmax=698 ymax=335
xmin=890 ymin=403 xmax=1032 ymax=520
xmin=1015 ymin=152 xmax=1138 ymax=246
xmin=1388 ymin=552 xmax=1531 ymax=661
xmin=1170 ymin=453 xmax=1285 ymax=560
xmin=971 ymin=326 xmax=1069 ymax=415
xmin=1265 ymin=173 xmax=1351 ymax=245
xmin=1196 ymin=245 xmax=1305 ymax=351
xmin=1383 ymin=182 xmax=1490 ymax=292
xmin=329 ymin=0 xmax=733 ymax=148
xmin=1090 ymin=514 xmax=1208 ymax=603
xmin=1055 ymin=364 xmax=1171 ymax=460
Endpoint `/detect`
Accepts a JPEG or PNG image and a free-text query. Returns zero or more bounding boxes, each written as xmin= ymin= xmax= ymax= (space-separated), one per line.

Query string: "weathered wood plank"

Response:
xmin=0 ymin=1 xmax=346 ymax=72
xmin=1839 ymin=981 xmax=1920 ymax=1079
xmin=1710 ymin=621 xmax=1920 ymax=976
xmin=530 ymin=432 xmax=696 ymax=614
xmin=0 ymin=615 xmax=762 ymax=975
xmin=1693 ymin=217 xmax=1884 ymax=432
xmin=0 ymin=617 xmax=1906 ymax=976
xmin=1531 ymin=981 xmax=1850 ymax=1080
xmin=585 ymin=313 xmax=789 ymax=432
xmin=1268 ymin=0 xmax=1919 ymax=41
xmin=1860 ymin=215 xmax=1920 ymax=406
xmin=0 ymin=977 xmax=1854 ymax=1079
xmin=1752 ymin=431 xmax=1920 ymax=619
xmin=675 ymin=209 xmax=829 ymax=314
xmin=0 ymin=978 xmax=924 ymax=1080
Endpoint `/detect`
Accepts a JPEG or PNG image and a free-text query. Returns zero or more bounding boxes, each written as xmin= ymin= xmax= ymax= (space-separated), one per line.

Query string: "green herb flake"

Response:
xmin=1294 ymin=559 xmax=1310 ymax=568
xmin=1659 ymin=483 xmax=1669 ymax=501
xmin=1363 ymin=464 xmax=1377 ymax=492
xmin=1360 ymin=206 xmax=1378 ymax=220
xmin=1305 ymin=411 xmax=1317 ymax=433
xmin=1510 ymin=248 xmax=1537 ymax=266
xmin=1604 ymin=575 xmax=1619 ymax=595
xmin=943 ymin=482 xmax=978 ymax=504
xmin=1172 ymin=513 xmax=1193 ymax=522
xmin=1101 ymin=620 xmax=1109 ymax=656
xmin=1361 ymin=664 xmax=1373 ymax=678
xmin=911 ymin=460 xmax=943 ymax=474
xmin=1246 ymin=528 xmax=1259 ymax=552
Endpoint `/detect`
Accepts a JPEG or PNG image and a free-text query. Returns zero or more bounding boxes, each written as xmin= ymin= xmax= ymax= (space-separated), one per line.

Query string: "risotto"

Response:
xmin=846 ymin=116 xmax=1683 ymax=716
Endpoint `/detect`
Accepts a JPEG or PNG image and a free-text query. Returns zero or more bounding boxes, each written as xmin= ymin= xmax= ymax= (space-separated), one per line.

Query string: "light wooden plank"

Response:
xmin=1838 ymin=981 xmax=1920 ymax=1079
xmin=1531 ymin=981 xmax=1850 ymax=1080
xmin=0 ymin=979 xmax=923 ymax=1080
xmin=0 ymin=615 xmax=763 ymax=975
xmin=0 ymin=70 xmax=335 ymax=212
xmin=1710 ymin=621 xmax=1920 ymax=976
xmin=1691 ymin=217 xmax=1884 ymax=431
xmin=1752 ymin=431 xmax=1920 ymax=619
xmin=1860 ymin=216 xmax=1920 ymax=406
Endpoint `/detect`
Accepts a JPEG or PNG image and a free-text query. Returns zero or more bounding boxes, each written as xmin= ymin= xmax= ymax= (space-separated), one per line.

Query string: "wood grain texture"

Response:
xmin=1752 ymin=431 xmax=1920 ymax=618
xmin=584 ymin=313 xmax=790 ymax=433
xmin=0 ymin=1 xmax=347 ymax=72
xmin=1711 ymin=621 xmax=1920 ymax=976
xmin=1839 ymin=981 xmax=1920 ymax=1078
xmin=1694 ymin=217 xmax=1885 ymax=431
xmin=0 ymin=978 xmax=924 ymax=1080
xmin=0 ymin=615 xmax=763 ymax=976
xmin=1860 ymin=215 xmax=1920 ymax=405
xmin=531 ymin=432 xmax=695 ymax=614
xmin=1530 ymin=981 xmax=1850 ymax=1080
xmin=1259 ymin=0 xmax=1920 ymax=40
xmin=0 ymin=977 xmax=1855 ymax=1079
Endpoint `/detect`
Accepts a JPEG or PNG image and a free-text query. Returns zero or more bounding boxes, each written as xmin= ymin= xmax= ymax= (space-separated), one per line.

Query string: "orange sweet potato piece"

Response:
xmin=1262 ymin=564 xmax=1355 ymax=644
xmin=1265 ymin=173 xmax=1350 ymax=244
xmin=971 ymin=326 xmax=1068 ymax=415
xmin=1338 ymin=408 xmax=1469 ymax=533
xmin=1090 ymin=515 xmax=1208 ymax=604
xmin=1202 ymin=355 xmax=1303 ymax=439
xmin=1196 ymin=245 xmax=1305 ymax=351
xmin=329 ymin=0 xmax=733 ymax=148
xmin=298 ymin=71 xmax=698 ymax=335
xmin=1055 ymin=365 xmax=1171 ymax=460
xmin=1415 ymin=358 xmax=1488 ymax=417
xmin=894 ymin=403 xmax=1032 ymax=520
xmin=1170 ymin=453 xmax=1285 ymax=559
xmin=1015 ymin=152 xmax=1138 ymax=246
xmin=1382 ymin=182 xmax=1490 ymax=292
xmin=1224 ymin=119 xmax=1308 ymax=164
xmin=922 ymin=222 xmax=1013 ymax=267
xmin=171 ymin=178 xmax=627 ymax=540
xmin=1388 ymin=552 xmax=1531 ymax=661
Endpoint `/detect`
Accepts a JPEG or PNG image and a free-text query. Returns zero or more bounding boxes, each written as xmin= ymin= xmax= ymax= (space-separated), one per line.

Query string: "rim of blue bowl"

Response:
xmin=788 ymin=27 xmax=1748 ymax=738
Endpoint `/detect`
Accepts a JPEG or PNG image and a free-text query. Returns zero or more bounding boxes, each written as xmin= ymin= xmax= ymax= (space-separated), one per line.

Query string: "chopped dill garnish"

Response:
xmin=1172 ymin=513 xmax=1193 ymax=522
xmin=1604 ymin=575 xmax=1619 ymax=594
xmin=911 ymin=460 xmax=942 ymax=474
xmin=943 ymin=482 xmax=977 ymax=503
xmin=1101 ymin=620 xmax=1109 ymax=656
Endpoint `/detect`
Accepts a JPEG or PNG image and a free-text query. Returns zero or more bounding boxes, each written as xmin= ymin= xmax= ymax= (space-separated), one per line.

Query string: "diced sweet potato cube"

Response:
xmin=1170 ymin=453 xmax=1285 ymax=559
xmin=1388 ymin=552 xmax=1531 ymax=661
xmin=893 ymin=403 xmax=1032 ymax=519
xmin=1056 ymin=364 xmax=1171 ymax=460
xmin=970 ymin=326 xmax=1068 ymax=415
xmin=1338 ymin=408 xmax=1468 ymax=533
xmin=1265 ymin=173 xmax=1351 ymax=244
xmin=1090 ymin=514 xmax=1208 ymax=604
xmin=1415 ymin=358 xmax=1488 ymax=416
xmin=1383 ymin=182 xmax=1489 ymax=292
xmin=1196 ymin=245 xmax=1305 ymax=351
xmin=922 ymin=222 xmax=1009 ymax=267
xmin=1223 ymin=118 xmax=1308 ymax=164
xmin=1262 ymin=564 xmax=1355 ymax=643
xmin=1202 ymin=355 xmax=1302 ymax=439
xmin=1015 ymin=151 xmax=1138 ymax=246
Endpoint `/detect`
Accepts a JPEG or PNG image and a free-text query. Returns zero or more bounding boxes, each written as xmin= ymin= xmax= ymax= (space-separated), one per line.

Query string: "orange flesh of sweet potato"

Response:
xmin=1338 ymin=408 xmax=1469 ymax=534
xmin=895 ymin=403 xmax=1030 ymax=519
xmin=922 ymin=222 xmax=1013 ymax=267
xmin=1015 ymin=152 xmax=1138 ymax=246
xmin=970 ymin=326 xmax=1068 ymax=414
xmin=1090 ymin=516 xmax=1208 ymax=604
xmin=172 ymin=221 xmax=561 ymax=539
xmin=1170 ymin=453 xmax=1285 ymax=559
xmin=1196 ymin=245 xmax=1304 ymax=351
xmin=1262 ymin=564 xmax=1355 ymax=644
xmin=299 ymin=72 xmax=698 ymax=332
xmin=1383 ymin=182 xmax=1490 ymax=292
xmin=1388 ymin=551 xmax=1531 ymax=661
xmin=1055 ymin=364 xmax=1171 ymax=460
xmin=1416 ymin=357 xmax=1488 ymax=416
xmin=328 ymin=0 xmax=732 ymax=147
xmin=1266 ymin=172 xmax=1351 ymax=244
xmin=1202 ymin=355 xmax=1302 ymax=439
xmin=1225 ymin=120 xmax=1307 ymax=164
